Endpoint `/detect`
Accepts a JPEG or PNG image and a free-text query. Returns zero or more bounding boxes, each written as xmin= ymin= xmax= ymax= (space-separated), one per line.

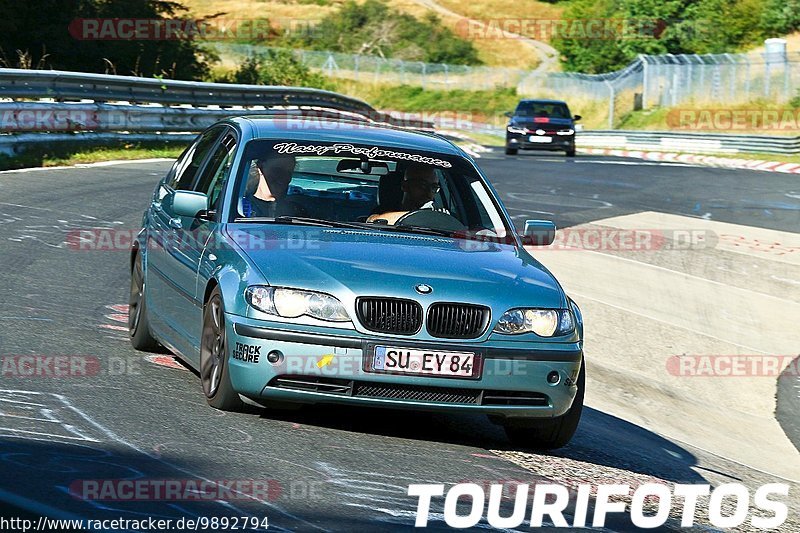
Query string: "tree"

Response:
xmin=0 ymin=0 xmax=212 ymax=79
xmin=222 ymin=49 xmax=333 ymax=89
xmin=552 ymin=0 xmax=800 ymax=73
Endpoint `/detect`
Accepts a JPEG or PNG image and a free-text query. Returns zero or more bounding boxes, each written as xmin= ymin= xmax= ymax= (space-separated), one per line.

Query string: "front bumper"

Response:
xmin=225 ymin=315 xmax=583 ymax=420
xmin=506 ymin=132 xmax=575 ymax=151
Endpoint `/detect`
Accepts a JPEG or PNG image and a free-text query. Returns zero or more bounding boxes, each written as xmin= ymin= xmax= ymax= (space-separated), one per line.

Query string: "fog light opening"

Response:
xmin=546 ymin=371 xmax=561 ymax=385
xmin=267 ymin=350 xmax=283 ymax=364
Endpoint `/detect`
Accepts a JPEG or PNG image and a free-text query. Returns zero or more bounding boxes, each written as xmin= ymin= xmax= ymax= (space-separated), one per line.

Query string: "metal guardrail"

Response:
xmin=0 ymin=68 xmax=376 ymax=112
xmin=0 ymin=132 xmax=198 ymax=157
xmin=0 ymin=102 xmax=411 ymax=133
xmin=576 ymin=130 xmax=800 ymax=155
xmin=1 ymin=69 xmax=797 ymax=160
xmin=0 ymin=68 xmax=433 ymax=157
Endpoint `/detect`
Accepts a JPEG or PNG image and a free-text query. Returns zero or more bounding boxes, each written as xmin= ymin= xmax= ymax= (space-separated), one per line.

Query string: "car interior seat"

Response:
xmin=369 ymin=169 xmax=405 ymax=215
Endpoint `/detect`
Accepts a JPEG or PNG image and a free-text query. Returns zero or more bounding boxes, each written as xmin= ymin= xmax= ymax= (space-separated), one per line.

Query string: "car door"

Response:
xmin=170 ymin=130 xmax=239 ymax=353
xmin=147 ymin=126 xmax=223 ymax=345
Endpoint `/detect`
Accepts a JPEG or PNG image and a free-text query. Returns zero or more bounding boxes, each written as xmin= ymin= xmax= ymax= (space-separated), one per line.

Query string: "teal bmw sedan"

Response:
xmin=129 ymin=115 xmax=585 ymax=449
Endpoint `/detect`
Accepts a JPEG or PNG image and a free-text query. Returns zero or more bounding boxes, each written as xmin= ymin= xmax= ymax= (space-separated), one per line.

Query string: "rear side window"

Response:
xmin=168 ymin=128 xmax=222 ymax=190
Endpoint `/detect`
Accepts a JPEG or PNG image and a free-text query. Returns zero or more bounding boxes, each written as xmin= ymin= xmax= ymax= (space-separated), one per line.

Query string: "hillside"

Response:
xmin=180 ymin=0 xmax=565 ymax=68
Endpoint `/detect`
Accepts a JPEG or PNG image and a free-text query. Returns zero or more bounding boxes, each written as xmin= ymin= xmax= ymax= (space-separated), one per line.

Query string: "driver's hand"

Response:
xmin=366 ymin=211 xmax=408 ymax=225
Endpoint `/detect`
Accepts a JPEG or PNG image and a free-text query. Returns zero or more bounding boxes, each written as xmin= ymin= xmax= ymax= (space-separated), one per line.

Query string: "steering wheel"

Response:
xmin=394 ymin=210 xmax=467 ymax=232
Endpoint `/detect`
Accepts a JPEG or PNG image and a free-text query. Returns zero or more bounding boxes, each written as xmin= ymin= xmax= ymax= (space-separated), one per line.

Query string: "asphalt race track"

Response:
xmin=0 ymin=152 xmax=798 ymax=531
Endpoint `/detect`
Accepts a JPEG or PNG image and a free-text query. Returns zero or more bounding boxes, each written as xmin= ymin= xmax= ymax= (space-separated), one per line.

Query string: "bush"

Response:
xmin=285 ymin=0 xmax=481 ymax=65
xmin=219 ymin=49 xmax=333 ymax=89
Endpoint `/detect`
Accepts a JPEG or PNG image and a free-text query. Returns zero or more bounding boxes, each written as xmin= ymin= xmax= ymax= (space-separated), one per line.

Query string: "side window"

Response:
xmin=195 ymin=133 xmax=237 ymax=212
xmin=168 ymin=128 xmax=222 ymax=191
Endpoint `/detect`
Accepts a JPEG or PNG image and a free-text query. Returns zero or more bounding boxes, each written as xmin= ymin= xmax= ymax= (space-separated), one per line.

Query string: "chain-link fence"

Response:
xmin=212 ymin=43 xmax=800 ymax=128
xmin=212 ymin=43 xmax=528 ymax=91
xmin=641 ymin=52 xmax=800 ymax=107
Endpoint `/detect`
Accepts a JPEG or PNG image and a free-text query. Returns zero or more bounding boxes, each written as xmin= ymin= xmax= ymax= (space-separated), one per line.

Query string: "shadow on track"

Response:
xmin=252 ymin=403 xmax=707 ymax=486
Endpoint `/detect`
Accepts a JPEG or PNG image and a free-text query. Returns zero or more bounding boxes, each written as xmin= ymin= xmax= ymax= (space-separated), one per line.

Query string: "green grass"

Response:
xmin=616 ymin=107 xmax=673 ymax=130
xmin=336 ymin=80 xmax=520 ymax=129
xmin=618 ymin=103 xmax=800 ymax=135
xmin=663 ymin=151 xmax=800 ymax=165
xmin=453 ymin=130 xmax=505 ymax=146
xmin=336 ymin=82 xmax=519 ymax=120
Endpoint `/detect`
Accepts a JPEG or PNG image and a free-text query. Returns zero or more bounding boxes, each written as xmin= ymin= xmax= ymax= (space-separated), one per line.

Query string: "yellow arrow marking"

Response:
xmin=317 ymin=354 xmax=335 ymax=368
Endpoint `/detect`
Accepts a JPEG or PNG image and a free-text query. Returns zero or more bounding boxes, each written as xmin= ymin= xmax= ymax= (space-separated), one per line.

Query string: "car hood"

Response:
xmin=227 ymin=226 xmax=566 ymax=309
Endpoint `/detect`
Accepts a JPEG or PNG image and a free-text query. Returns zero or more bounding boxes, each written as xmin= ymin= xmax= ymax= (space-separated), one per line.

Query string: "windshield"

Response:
xmin=230 ymin=139 xmax=512 ymax=240
xmin=515 ymin=102 xmax=571 ymax=119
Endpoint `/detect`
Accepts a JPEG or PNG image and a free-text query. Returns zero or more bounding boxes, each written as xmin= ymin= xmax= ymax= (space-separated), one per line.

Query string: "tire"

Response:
xmin=505 ymin=147 xmax=518 ymax=155
xmin=200 ymin=287 xmax=243 ymax=411
xmin=503 ymin=360 xmax=585 ymax=450
xmin=129 ymin=251 xmax=160 ymax=352
xmin=566 ymin=149 xmax=576 ymax=157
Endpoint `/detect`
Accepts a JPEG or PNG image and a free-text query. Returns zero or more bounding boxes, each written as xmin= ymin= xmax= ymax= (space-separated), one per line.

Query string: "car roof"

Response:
xmin=517 ymin=99 xmax=569 ymax=105
xmin=225 ymin=116 xmax=464 ymax=156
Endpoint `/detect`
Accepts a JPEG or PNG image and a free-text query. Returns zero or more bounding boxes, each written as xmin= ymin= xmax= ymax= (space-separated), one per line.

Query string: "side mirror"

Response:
xmin=504 ymin=111 xmax=514 ymax=118
xmin=573 ymin=114 xmax=582 ymax=121
xmin=172 ymin=190 xmax=209 ymax=218
xmin=520 ymin=220 xmax=556 ymax=246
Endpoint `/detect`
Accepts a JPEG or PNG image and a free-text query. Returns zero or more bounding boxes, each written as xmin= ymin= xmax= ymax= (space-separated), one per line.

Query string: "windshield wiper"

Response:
xmin=377 ymin=223 xmax=457 ymax=238
xmin=235 ymin=216 xmax=459 ymax=238
xmin=234 ymin=216 xmax=365 ymax=229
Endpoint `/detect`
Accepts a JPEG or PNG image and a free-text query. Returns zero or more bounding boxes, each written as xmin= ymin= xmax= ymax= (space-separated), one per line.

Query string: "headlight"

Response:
xmin=507 ymin=125 xmax=527 ymax=134
xmin=556 ymin=129 xmax=575 ymax=135
xmin=245 ymin=286 xmax=350 ymax=322
xmin=494 ymin=308 xmax=574 ymax=336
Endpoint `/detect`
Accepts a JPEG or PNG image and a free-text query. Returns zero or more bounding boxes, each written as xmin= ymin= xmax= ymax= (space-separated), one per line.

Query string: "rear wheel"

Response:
xmin=505 ymin=146 xmax=518 ymax=155
xmin=129 ymin=252 xmax=160 ymax=351
xmin=200 ymin=287 xmax=243 ymax=411
xmin=566 ymin=149 xmax=576 ymax=157
xmin=503 ymin=360 xmax=585 ymax=449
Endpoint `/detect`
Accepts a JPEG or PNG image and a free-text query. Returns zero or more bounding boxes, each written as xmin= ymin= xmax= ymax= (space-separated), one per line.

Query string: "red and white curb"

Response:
xmin=579 ymin=147 xmax=800 ymax=174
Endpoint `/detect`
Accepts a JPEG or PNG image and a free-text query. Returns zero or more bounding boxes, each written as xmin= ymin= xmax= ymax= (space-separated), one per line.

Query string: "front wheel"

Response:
xmin=503 ymin=360 xmax=585 ymax=449
xmin=200 ymin=288 xmax=243 ymax=411
xmin=129 ymin=252 xmax=160 ymax=352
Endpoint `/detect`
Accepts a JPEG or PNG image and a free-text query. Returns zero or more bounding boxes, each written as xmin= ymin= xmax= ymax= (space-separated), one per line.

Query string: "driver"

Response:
xmin=241 ymin=154 xmax=306 ymax=218
xmin=367 ymin=164 xmax=445 ymax=224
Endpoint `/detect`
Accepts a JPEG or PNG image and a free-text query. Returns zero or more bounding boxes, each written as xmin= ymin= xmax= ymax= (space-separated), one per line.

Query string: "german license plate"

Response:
xmin=529 ymin=135 xmax=552 ymax=143
xmin=370 ymin=346 xmax=480 ymax=379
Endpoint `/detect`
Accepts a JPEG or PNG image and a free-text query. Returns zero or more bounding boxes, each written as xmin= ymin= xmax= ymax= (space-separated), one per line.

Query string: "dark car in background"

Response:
xmin=505 ymin=99 xmax=581 ymax=157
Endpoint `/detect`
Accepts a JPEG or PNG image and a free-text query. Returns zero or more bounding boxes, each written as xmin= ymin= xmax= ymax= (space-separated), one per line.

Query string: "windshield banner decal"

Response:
xmin=272 ymin=142 xmax=453 ymax=168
